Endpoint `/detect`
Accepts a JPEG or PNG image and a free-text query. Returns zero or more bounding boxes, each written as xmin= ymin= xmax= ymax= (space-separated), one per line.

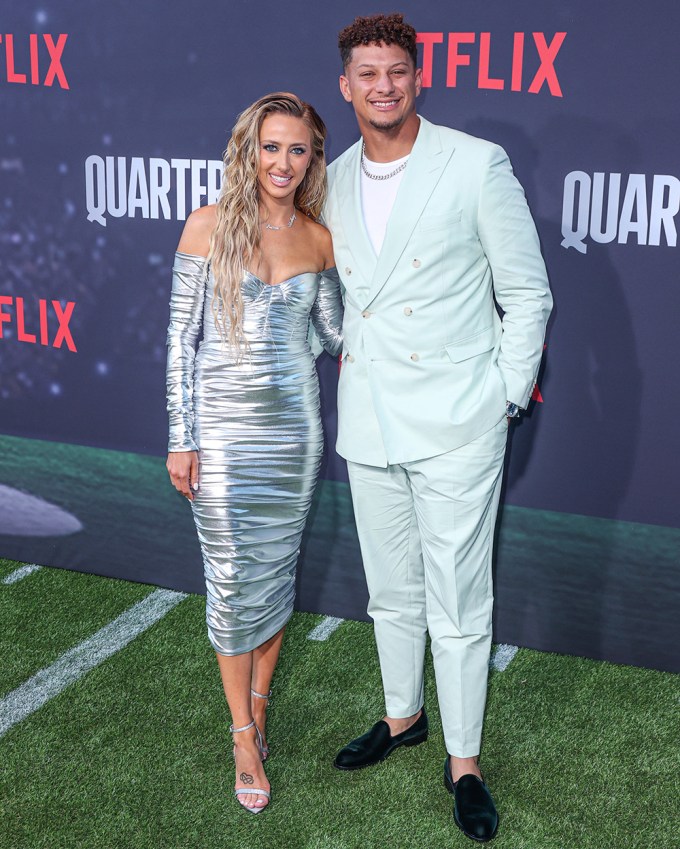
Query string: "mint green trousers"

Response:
xmin=347 ymin=417 xmax=508 ymax=757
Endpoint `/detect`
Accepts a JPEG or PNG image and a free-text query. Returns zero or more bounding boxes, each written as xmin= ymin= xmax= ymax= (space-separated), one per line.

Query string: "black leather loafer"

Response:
xmin=444 ymin=757 xmax=498 ymax=842
xmin=333 ymin=709 xmax=428 ymax=770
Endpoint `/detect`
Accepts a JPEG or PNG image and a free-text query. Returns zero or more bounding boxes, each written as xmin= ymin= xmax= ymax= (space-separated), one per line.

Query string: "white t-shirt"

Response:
xmin=360 ymin=153 xmax=409 ymax=255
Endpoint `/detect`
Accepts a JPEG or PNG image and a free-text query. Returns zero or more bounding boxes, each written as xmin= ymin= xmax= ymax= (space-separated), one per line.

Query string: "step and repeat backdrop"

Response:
xmin=1 ymin=1 xmax=678 ymax=671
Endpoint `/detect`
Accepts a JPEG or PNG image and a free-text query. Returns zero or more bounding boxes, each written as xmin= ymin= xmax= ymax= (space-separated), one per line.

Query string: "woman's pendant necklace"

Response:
xmin=263 ymin=210 xmax=297 ymax=231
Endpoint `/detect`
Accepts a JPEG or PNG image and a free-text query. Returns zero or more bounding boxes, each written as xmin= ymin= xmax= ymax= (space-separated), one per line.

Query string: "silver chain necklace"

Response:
xmin=361 ymin=142 xmax=409 ymax=181
xmin=263 ymin=210 xmax=296 ymax=231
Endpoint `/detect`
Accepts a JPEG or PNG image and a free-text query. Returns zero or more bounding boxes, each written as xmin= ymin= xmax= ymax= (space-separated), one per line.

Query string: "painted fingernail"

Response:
xmin=192 ymin=482 xmax=199 ymax=491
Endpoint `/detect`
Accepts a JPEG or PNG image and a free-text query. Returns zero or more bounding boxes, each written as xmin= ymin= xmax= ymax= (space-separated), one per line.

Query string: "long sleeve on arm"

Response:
xmin=310 ymin=266 xmax=344 ymax=357
xmin=477 ymin=146 xmax=552 ymax=408
xmin=166 ymin=251 xmax=206 ymax=452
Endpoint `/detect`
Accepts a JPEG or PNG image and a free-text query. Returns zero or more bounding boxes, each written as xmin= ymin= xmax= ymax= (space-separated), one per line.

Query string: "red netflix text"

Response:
xmin=417 ymin=32 xmax=566 ymax=97
xmin=0 ymin=34 xmax=69 ymax=89
xmin=0 ymin=297 xmax=77 ymax=351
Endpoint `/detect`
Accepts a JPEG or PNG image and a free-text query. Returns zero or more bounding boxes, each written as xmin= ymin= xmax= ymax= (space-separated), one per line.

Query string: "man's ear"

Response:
xmin=339 ymin=74 xmax=352 ymax=103
xmin=414 ymin=66 xmax=423 ymax=97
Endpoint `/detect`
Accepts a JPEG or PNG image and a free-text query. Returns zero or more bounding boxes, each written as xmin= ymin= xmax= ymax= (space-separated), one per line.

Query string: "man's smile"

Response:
xmin=369 ymin=99 xmax=401 ymax=110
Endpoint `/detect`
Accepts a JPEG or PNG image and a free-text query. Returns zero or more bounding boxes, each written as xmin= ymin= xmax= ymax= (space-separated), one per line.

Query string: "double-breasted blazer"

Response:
xmin=324 ymin=117 xmax=553 ymax=467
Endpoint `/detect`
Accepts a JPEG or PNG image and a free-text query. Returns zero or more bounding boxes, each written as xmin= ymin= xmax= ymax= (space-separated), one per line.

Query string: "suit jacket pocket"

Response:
xmin=444 ymin=325 xmax=498 ymax=363
xmin=416 ymin=209 xmax=463 ymax=232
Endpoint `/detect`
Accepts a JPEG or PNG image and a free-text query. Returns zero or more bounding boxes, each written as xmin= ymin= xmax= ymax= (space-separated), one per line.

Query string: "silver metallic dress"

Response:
xmin=166 ymin=251 xmax=343 ymax=655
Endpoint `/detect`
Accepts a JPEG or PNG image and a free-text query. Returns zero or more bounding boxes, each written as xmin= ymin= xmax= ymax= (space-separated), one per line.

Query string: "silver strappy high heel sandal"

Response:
xmin=230 ymin=720 xmax=270 ymax=814
xmin=250 ymin=688 xmax=272 ymax=761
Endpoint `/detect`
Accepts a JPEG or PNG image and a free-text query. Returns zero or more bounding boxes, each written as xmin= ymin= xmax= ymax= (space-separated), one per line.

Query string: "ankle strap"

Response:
xmin=250 ymin=688 xmax=272 ymax=701
xmin=230 ymin=720 xmax=255 ymax=734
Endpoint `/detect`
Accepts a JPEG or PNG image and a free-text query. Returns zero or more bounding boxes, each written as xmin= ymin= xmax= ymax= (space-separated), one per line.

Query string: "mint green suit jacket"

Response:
xmin=324 ymin=117 xmax=553 ymax=467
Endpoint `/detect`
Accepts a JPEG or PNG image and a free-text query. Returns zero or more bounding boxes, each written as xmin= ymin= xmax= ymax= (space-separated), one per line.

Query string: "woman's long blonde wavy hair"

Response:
xmin=207 ymin=92 xmax=328 ymax=349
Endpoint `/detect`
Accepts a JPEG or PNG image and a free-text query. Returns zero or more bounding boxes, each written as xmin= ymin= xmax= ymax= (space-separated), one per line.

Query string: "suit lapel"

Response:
xmin=334 ymin=141 xmax=378 ymax=288
xmin=369 ymin=118 xmax=455 ymax=300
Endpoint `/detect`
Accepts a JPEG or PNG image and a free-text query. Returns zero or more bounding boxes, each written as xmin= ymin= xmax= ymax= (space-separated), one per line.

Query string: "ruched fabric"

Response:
xmin=166 ymin=251 xmax=343 ymax=654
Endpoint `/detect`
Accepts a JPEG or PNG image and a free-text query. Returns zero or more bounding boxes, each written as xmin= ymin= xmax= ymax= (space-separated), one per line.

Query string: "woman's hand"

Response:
xmin=166 ymin=451 xmax=199 ymax=501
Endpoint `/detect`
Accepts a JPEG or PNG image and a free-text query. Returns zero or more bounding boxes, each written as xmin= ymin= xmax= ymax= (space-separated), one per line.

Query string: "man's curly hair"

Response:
xmin=338 ymin=13 xmax=417 ymax=69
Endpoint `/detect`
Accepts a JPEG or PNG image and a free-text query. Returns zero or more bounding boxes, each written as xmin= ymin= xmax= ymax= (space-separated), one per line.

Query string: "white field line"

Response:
xmin=490 ymin=644 xmax=519 ymax=672
xmin=307 ymin=616 xmax=344 ymax=641
xmin=0 ymin=588 xmax=187 ymax=738
xmin=2 ymin=564 xmax=42 ymax=585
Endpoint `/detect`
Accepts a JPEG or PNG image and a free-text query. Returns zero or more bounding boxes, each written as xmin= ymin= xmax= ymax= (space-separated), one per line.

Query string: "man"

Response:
xmin=323 ymin=13 xmax=552 ymax=843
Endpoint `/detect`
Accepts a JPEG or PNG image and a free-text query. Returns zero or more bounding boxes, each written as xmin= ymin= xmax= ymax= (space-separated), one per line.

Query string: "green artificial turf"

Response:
xmin=0 ymin=559 xmax=150 ymax=694
xmin=1 ymin=565 xmax=678 ymax=849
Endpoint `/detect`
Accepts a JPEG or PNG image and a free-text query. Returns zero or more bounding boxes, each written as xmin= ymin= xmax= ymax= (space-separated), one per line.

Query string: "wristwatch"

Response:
xmin=506 ymin=401 xmax=521 ymax=419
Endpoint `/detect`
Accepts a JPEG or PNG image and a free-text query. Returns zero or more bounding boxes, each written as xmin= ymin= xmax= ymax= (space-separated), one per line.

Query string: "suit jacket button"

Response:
xmin=412 ymin=259 xmax=421 ymax=268
xmin=403 ymin=307 xmax=413 ymax=316
xmin=410 ymin=353 xmax=420 ymax=362
xmin=345 ymin=267 xmax=352 ymax=275
xmin=362 ymin=310 xmax=371 ymax=318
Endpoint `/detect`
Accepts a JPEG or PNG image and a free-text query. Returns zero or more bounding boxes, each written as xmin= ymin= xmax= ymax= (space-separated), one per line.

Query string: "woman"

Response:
xmin=165 ymin=93 xmax=342 ymax=813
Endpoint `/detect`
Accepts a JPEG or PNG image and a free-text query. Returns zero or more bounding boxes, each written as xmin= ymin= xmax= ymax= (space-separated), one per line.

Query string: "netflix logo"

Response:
xmin=416 ymin=31 xmax=566 ymax=97
xmin=0 ymin=33 xmax=68 ymax=89
xmin=0 ymin=297 xmax=77 ymax=351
